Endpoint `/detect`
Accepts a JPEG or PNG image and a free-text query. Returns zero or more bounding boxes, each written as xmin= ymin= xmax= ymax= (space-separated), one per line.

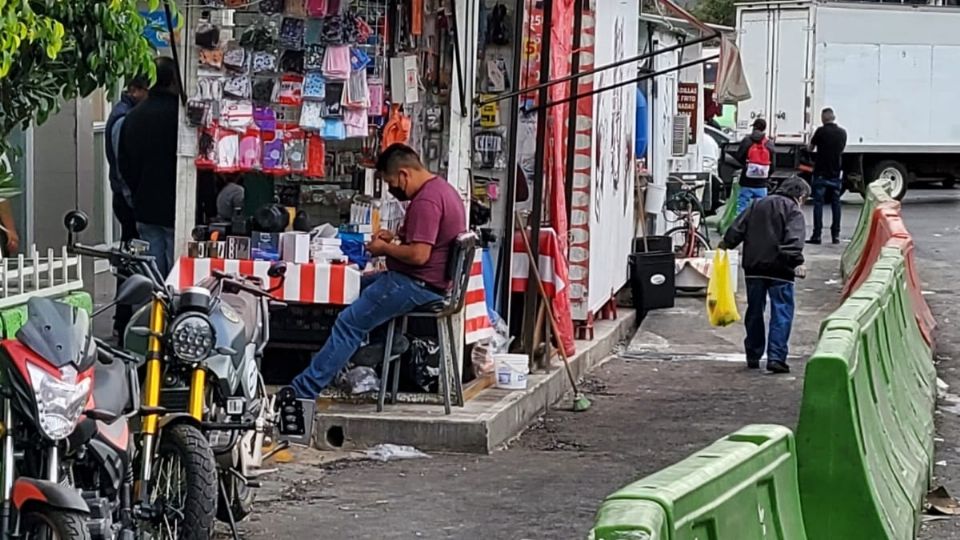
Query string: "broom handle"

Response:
xmin=515 ymin=215 xmax=579 ymax=392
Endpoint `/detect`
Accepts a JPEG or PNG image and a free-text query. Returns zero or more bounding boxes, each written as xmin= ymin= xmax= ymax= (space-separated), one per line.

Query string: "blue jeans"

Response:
xmin=291 ymin=271 xmax=443 ymax=398
xmin=737 ymin=186 xmax=768 ymax=215
xmin=744 ymin=278 xmax=795 ymax=363
xmin=137 ymin=223 xmax=175 ymax=277
xmin=812 ymin=176 xmax=842 ymax=240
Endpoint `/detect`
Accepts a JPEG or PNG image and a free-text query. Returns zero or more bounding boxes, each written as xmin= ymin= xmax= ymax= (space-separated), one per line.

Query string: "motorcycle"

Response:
xmin=117 ymin=229 xmax=288 ymax=531
xmin=64 ymin=211 xmax=218 ymax=540
xmin=0 ymin=297 xmax=97 ymax=539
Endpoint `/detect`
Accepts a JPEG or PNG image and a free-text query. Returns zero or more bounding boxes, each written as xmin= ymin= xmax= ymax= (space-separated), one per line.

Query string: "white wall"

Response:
xmin=645 ymin=27 xmax=704 ymax=234
xmin=584 ymin=0 xmax=638 ymax=317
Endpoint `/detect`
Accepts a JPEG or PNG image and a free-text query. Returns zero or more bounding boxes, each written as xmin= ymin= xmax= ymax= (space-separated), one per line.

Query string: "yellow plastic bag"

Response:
xmin=706 ymin=250 xmax=741 ymax=327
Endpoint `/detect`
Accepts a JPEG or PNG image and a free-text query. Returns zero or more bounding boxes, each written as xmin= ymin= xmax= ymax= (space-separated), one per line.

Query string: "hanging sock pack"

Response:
xmin=322 ymin=45 xmax=351 ymax=80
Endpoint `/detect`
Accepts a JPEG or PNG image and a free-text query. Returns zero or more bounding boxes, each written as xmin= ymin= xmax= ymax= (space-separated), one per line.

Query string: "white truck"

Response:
xmin=735 ymin=1 xmax=960 ymax=199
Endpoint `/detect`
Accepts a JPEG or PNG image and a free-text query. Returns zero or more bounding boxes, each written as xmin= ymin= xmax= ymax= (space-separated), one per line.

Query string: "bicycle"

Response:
xmin=662 ymin=177 xmax=712 ymax=259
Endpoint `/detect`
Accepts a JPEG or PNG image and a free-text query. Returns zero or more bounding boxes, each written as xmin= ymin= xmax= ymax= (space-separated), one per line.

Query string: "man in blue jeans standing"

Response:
xmin=734 ymin=118 xmax=776 ymax=214
xmin=118 ymin=57 xmax=179 ymax=276
xmin=719 ymin=176 xmax=809 ymax=374
xmin=290 ymin=144 xmax=466 ymax=398
xmin=807 ymin=108 xmax=847 ymax=244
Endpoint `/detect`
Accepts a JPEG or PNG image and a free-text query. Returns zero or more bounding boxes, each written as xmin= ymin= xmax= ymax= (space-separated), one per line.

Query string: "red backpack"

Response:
xmin=746 ymin=137 xmax=771 ymax=166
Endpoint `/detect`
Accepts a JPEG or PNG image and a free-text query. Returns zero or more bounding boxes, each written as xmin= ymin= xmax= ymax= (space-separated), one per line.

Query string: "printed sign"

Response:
xmin=677 ymin=82 xmax=699 ymax=143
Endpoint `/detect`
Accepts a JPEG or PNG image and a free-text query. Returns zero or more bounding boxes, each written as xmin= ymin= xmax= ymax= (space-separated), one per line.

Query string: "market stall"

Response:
xmin=167 ymin=0 xmax=484 ymax=401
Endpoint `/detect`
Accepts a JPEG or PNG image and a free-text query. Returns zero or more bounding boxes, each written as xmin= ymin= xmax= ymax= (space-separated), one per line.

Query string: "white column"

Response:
xmin=446 ymin=0 xmax=480 ymax=374
xmin=173 ymin=2 xmax=199 ymax=260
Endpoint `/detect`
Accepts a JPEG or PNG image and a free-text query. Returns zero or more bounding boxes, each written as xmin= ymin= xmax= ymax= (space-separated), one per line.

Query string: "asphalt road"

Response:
xmin=227 ymin=186 xmax=960 ymax=540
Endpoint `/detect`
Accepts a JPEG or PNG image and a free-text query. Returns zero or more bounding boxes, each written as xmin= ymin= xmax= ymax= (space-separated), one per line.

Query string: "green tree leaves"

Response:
xmin=0 ymin=0 xmax=161 ymax=194
xmin=693 ymin=0 xmax=736 ymax=28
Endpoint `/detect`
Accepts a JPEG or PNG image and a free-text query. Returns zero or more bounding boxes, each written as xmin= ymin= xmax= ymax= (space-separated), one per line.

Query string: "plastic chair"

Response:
xmin=377 ymin=232 xmax=477 ymax=414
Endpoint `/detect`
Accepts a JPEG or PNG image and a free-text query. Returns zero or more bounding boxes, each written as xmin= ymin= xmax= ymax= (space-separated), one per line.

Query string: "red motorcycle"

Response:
xmin=0 ymin=297 xmax=98 ymax=538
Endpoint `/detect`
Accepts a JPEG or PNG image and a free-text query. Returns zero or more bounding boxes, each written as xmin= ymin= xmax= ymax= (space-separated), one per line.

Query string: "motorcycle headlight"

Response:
xmin=26 ymin=363 xmax=91 ymax=441
xmin=170 ymin=314 xmax=215 ymax=362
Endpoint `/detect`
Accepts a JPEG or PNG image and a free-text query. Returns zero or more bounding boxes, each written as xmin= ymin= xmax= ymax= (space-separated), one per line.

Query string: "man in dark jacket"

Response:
xmin=734 ymin=118 xmax=777 ymax=215
xmin=807 ymin=107 xmax=847 ymax=245
xmin=105 ymin=75 xmax=148 ymax=340
xmin=118 ymin=56 xmax=179 ymax=276
xmin=719 ymin=176 xmax=810 ymax=374
xmin=105 ymin=75 xmax=149 ymax=243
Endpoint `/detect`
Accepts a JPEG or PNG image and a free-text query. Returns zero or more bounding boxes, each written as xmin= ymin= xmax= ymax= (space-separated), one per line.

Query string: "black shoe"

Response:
xmin=806 ymin=237 xmax=821 ymax=245
xmin=351 ymin=334 xmax=411 ymax=368
xmin=767 ymin=361 xmax=791 ymax=374
xmin=832 ymin=237 xmax=841 ymax=245
xmin=747 ymin=358 xmax=760 ymax=369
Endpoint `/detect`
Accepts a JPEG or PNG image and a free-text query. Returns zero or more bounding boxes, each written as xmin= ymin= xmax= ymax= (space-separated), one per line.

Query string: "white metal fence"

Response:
xmin=0 ymin=246 xmax=83 ymax=310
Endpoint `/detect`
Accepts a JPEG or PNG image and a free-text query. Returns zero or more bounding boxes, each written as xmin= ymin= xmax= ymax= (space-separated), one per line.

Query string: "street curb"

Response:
xmin=308 ymin=310 xmax=637 ymax=454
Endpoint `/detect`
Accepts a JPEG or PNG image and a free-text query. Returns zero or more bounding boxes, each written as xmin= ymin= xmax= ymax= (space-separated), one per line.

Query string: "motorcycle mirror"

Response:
xmin=267 ymin=262 xmax=287 ymax=279
xmin=115 ymin=274 xmax=154 ymax=306
xmin=63 ymin=210 xmax=89 ymax=234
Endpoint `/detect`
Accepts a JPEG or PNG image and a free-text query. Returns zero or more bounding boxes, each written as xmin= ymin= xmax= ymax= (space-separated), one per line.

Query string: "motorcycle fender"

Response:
xmin=12 ymin=478 xmax=89 ymax=514
xmin=158 ymin=412 xmax=202 ymax=430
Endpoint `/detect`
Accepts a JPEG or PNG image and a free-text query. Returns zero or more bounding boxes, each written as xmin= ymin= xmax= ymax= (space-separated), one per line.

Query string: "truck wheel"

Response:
xmin=871 ymin=160 xmax=908 ymax=200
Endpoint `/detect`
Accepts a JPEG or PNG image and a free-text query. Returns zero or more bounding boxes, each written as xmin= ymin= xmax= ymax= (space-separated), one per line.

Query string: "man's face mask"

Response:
xmin=386 ymin=171 xmax=410 ymax=201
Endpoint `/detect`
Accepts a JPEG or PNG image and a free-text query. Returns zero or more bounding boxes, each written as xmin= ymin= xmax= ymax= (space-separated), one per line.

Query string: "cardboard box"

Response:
xmin=280 ymin=232 xmax=310 ymax=263
xmin=226 ymin=236 xmax=251 ymax=260
xmin=251 ymin=232 xmax=281 ymax=261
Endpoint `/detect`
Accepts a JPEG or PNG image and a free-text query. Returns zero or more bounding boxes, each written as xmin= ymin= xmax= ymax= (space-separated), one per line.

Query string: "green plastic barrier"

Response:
xmin=590 ymin=499 xmax=668 ymax=540
xmin=797 ymin=247 xmax=935 ymax=540
xmin=841 ymin=180 xmax=894 ymax=280
xmin=595 ymin=425 xmax=807 ymax=540
xmin=0 ymin=291 xmax=93 ymax=339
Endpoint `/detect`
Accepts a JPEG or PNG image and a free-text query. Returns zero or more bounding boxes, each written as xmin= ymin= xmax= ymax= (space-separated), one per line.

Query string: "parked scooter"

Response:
xmin=64 ymin=211 xmax=218 ymax=539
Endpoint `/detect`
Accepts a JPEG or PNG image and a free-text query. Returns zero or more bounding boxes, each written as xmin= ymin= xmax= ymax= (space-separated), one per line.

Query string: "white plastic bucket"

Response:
xmin=645 ymin=183 xmax=667 ymax=214
xmin=494 ymin=354 xmax=529 ymax=390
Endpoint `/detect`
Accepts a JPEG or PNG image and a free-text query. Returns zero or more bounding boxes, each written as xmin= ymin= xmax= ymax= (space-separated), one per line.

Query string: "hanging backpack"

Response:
xmin=745 ymin=137 xmax=771 ymax=178
xmin=487 ymin=3 xmax=510 ymax=46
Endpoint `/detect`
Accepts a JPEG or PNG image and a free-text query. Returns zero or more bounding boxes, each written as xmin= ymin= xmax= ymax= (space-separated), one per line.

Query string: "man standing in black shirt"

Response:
xmin=118 ymin=57 xmax=179 ymax=276
xmin=807 ymin=108 xmax=847 ymax=245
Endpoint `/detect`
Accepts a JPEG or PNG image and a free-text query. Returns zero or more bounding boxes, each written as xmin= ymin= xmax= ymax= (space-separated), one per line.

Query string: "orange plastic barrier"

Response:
xmin=842 ymin=203 xmax=935 ymax=346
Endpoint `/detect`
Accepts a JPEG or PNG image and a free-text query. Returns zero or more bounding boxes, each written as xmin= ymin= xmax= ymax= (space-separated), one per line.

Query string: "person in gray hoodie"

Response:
xmin=734 ymin=118 xmax=777 ymax=214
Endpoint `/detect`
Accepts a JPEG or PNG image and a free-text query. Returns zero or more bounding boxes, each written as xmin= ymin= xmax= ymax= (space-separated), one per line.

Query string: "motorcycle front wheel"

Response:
xmin=21 ymin=510 xmax=91 ymax=540
xmin=145 ymin=424 xmax=217 ymax=540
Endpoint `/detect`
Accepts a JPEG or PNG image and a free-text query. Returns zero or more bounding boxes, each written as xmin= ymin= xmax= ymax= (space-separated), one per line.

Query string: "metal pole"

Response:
xmin=477 ymin=32 xmax=718 ymax=107
xmin=497 ymin=0 xmax=528 ymax=325
xmin=531 ymin=55 xmax=719 ymax=112
xmin=523 ymin=0 xmax=555 ymax=356
xmin=563 ymin=1 xmax=585 ymax=219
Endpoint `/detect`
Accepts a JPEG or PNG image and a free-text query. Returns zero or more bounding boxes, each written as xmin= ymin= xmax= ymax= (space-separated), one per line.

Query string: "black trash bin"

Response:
xmin=630 ymin=235 xmax=676 ymax=317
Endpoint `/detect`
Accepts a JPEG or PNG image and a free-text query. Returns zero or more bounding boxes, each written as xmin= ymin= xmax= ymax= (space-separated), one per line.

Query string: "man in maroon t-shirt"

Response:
xmin=291 ymin=144 xmax=467 ymax=398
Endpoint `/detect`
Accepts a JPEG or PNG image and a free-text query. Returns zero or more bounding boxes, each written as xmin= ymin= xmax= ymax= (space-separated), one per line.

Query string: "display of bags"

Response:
xmin=706 ymin=250 xmax=740 ymax=327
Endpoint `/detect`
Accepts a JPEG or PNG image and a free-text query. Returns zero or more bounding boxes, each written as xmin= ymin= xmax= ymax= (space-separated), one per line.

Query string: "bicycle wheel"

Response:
xmin=664 ymin=226 xmax=711 ymax=259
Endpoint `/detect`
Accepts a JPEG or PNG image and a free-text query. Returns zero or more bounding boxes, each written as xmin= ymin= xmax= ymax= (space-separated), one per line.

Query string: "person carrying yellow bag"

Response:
xmin=718 ymin=176 xmax=810 ymax=374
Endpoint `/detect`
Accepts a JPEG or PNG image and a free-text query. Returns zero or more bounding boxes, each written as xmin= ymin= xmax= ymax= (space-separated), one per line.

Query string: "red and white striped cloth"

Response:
xmin=464 ymin=250 xmax=493 ymax=345
xmin=511 ymin=228 xmax=566 ymax=298
xmin=169 ymin=257 xmax=361 ymax=305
